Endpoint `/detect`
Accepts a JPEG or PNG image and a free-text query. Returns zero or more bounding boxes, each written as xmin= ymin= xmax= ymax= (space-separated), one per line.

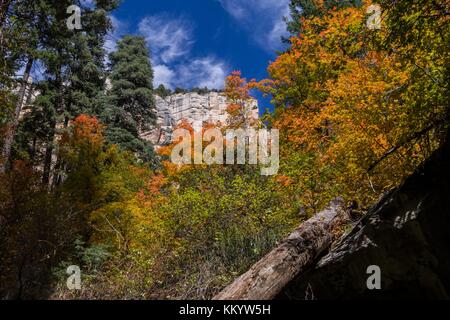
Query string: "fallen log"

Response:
xmin=214 ymin=199 xmax=350 ymax=300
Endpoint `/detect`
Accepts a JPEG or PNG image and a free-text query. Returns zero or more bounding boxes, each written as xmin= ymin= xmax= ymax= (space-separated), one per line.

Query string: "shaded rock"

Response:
xmin=279 ymin=137 xmax=450 ymax=300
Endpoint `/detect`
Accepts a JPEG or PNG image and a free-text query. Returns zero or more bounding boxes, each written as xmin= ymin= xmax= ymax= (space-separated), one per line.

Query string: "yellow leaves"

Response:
xmin=90 ymin=189 xmax=169 ymax=254
xmin=254 ymin=2 xmax=444 ymax=210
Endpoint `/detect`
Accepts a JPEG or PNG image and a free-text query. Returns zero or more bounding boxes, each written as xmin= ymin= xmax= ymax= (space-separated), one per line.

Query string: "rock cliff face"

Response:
xmin=140 ymin=92 xmax=259 ymax=146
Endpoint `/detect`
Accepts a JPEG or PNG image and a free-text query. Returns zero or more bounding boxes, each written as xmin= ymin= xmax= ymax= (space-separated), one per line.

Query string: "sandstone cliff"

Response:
xmin=140 ymin=91 xmax=259 ymax=146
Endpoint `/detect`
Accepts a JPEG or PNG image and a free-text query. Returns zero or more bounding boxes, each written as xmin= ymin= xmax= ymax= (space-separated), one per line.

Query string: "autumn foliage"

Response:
xmin=1 ymin=0 xmax=448 ymax=300
xmin=253 ymin=1 xmax=448 ymax=210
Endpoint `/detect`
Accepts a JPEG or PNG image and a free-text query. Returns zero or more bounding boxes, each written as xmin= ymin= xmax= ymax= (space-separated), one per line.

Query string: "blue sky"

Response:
xmin=106 ymin=0 xmax=290 ymax=104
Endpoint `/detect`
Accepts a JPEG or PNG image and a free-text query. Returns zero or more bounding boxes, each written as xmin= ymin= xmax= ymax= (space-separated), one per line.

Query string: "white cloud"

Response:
xmin=104 ymin=15 xmax=127 ymax=54
xmin=153 ymin=64 xmax=176 ymax=88
xmin=178 ymin=57 xmax=228 ymax=89
xmin=153 ymin=57 xmax=228 ymax=90
xmin=219 ymin=0 xmax=247 ymax=20
xmin=267 ymin=5 xmax=290 ymax=49
xmin=218 ymin=0 xmax=290 ymax=51
xmin=138 ymin=14 xmax=194 ymax=64
xmin=138 ymin=15 xmax=228 ymax=90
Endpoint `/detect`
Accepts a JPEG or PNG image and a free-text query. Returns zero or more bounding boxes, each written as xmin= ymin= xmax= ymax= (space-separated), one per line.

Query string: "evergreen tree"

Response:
xmin=174 ymin=87 xmax=187 ymax=94
xmin=0 ymin=0 xmax=42 ymax=173
xmin=104 ymin=35 xmax=156 ymax=162
xmin=6 ymin=0 xmax=118 ymax=182
xmin=154 ymin=84 xmax=172 ymax=98
xmin=40 ymin=0 xmax=117 ymax=184
xmin=66 ymin=5 xmax=115 ymax=118
xmin=0 ymin=0 xmax=12 ymax=41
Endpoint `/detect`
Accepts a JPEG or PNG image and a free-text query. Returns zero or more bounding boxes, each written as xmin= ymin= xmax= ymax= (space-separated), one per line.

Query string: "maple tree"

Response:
xmin=224 ymin=71 xmax=259 ymax=129
xmin=254 ymin=0 xmax=449 ymax=210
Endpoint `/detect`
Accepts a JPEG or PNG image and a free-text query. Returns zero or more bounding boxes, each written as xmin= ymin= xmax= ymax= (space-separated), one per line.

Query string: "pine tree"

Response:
xmin=0 ymin=0 xmax=12 ymax=40
xmin=155 ymin=84 xmax=172 ymax=98
xmin=39 ymin=0 xmax=118 ymax=185
xmin=5 ymin=0 xmax=118 ymax=182
xmin=0 ymin=0 xmax=41 ymax=173
xmin=103 ymin=35 xmax=156 ymax=162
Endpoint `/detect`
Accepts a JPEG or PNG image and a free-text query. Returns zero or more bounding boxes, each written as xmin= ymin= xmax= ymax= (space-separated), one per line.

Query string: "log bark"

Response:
xmin=213 ymin=199 xmax=350 ymax=300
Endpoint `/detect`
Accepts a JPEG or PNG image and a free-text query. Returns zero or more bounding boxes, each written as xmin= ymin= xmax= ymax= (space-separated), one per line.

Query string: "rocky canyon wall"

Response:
xmin=140 ymin=92 xmax=259 ymax=146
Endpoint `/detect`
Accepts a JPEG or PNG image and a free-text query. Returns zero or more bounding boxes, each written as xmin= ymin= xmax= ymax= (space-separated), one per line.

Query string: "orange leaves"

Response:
xmin=72 ymin=115 xmax=104 ymax=141
xmin=324 ymin=50 xmax=411 ymax=165
xmin=275 ymin=175 xmax=294 ymax=188
xmin=224 ymin=71 xmax=251 ymax=102
xmin=157 ymin=120 xmax=203 ymax=177
xmin=226 ymin=103 xmax=241 ymax=116
xmin=61 ymin=115 xmax=105 ymax=154
xmin=136 ymin=173 xmax=168 ymax=204
xmin=58 ymin=115 xmax=107 ymax=198
xmin=158 ymin=120 xmax=194 ymax=157
xmin=263 ymin=7 xmax=371 ymax=161
xmin=249 ymin=3 xmax=435 ymax=208
xmin=224 ymin=71 xmax=259 ymax=129
xmin=265 ymin=4 xmax=367 ymax=94
xmin=148 ymin=174 xmax=167 ymax=195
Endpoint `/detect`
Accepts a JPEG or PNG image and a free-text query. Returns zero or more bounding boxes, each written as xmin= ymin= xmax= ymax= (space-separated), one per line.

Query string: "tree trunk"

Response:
xmin=42 ymin=117 xmax=57 ymax=186
xmin=42 ymin=136 xmax=54 ymax=186
xmin=213 ymin=199 xmax=350 ymax=300
xmin=43 ymin=63 xmax=63 ymax=187
xmin=0 ymin=57 xmax=33 ymax=173
xmin=30 ymin=136 xmax=37 ymax=163
xmin=51 ymin=116 xmax=69 ymax=189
